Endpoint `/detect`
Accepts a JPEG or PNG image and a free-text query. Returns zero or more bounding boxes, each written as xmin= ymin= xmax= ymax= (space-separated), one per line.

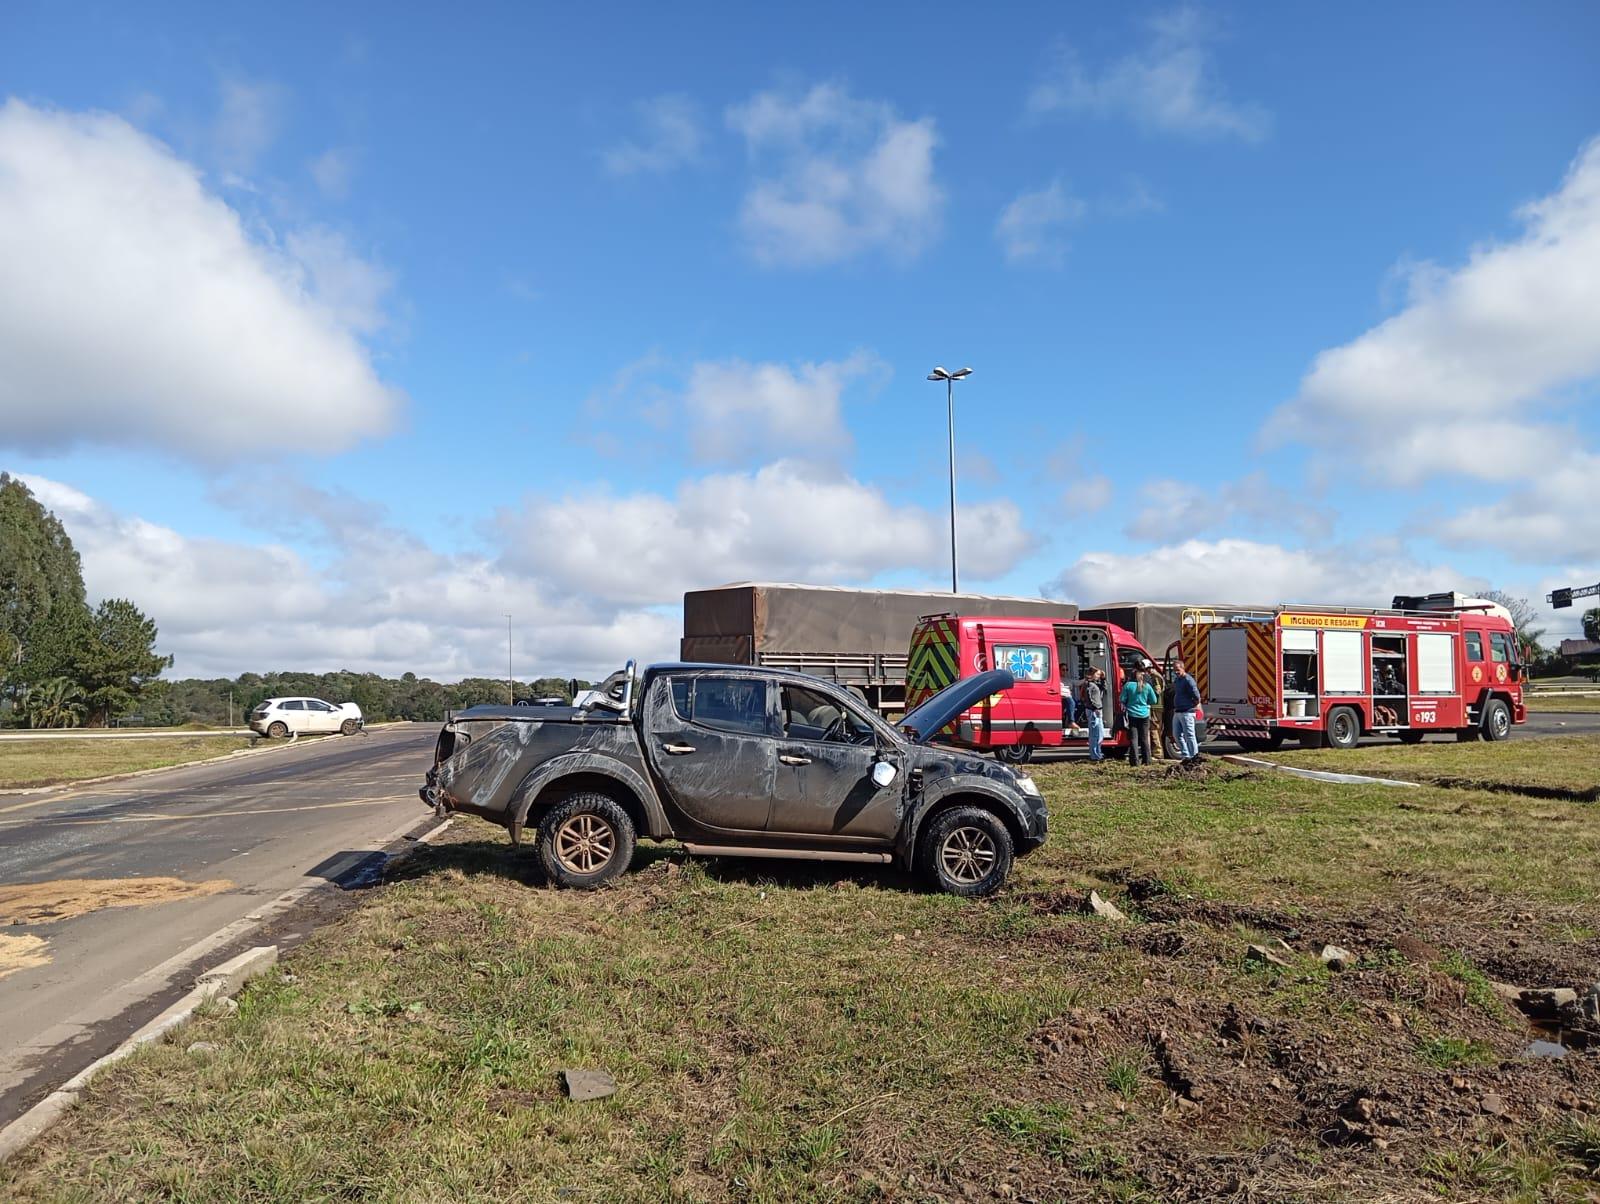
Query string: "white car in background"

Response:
xmin=249 ymin=697 xmax=364 ymax=738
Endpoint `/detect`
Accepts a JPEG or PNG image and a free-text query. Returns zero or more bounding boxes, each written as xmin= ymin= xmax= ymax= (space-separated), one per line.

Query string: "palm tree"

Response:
xmin=1583 ymin=608 xmax=1600 ymax=645
xmin=25 ymin=677 xmax=86 ymax=729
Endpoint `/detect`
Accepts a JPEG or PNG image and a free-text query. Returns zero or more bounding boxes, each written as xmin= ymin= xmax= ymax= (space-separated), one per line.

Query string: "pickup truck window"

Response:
xmin=780 ymin=684 xmax=871 ymax=743
xmin=674 ymin=676 xmax=771 ymax=736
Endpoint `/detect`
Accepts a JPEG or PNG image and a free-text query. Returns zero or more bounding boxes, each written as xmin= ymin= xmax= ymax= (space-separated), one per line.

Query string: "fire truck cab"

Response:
xmin=1182 ymin=594 xmax=1525 ymax=751
xmin=906 ymin=614 xmax=1166 ymax=762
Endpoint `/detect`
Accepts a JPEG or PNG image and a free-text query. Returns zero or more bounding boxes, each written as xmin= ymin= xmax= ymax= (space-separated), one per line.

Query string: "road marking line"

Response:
xmin=3 ymin=797 xmax=415 ymax=829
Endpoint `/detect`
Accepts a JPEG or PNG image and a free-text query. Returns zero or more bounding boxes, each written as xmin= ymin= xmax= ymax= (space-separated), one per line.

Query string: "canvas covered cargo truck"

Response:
xmin=681 ymin=583 xmax=1079 ymax=714
xmin=1079 ymin=602 xmax=1270 ymax=664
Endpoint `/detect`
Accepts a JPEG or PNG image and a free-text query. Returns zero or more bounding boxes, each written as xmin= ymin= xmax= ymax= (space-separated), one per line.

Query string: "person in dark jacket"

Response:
xmin=1172 ymin=660 xmax=1201 ymax=761
xmin=1083 ymin=669 xmax=1106 ymax=762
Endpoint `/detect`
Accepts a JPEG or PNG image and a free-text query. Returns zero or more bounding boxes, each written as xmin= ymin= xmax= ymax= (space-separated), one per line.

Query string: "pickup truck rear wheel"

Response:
xmin=536 ymin=793 xmax=636 ymax=889
xmin=919 ymin=806 xmax=1014 ymax=898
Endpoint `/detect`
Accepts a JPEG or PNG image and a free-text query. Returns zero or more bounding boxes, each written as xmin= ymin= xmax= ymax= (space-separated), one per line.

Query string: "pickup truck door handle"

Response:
xmin=778 ymin=753 xmax=812 ymax=766
xmin=662 ymin=743 xmax=697 ymax=755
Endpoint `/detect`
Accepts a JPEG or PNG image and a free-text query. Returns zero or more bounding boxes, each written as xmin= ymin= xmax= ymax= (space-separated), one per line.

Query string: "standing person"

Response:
xmin=1172 ymin=659 xmax=1201 ymax=762
xmin=1083 ymin=669 xmax=1106 ymax=762
xmin=1119 ymin=669 xmax=1157 ymax=766
xmin=1147 ymin=660 xmax=1171 ymax=759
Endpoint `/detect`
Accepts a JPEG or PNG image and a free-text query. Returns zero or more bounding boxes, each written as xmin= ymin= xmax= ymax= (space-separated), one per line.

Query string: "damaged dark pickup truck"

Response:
xmin=421 ymin=661 xmax=1047 ymax=896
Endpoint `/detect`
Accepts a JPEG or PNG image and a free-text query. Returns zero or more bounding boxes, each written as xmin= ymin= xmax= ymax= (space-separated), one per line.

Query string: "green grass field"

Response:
xmin=0 ymin=736 xmax=258 ymax=790
xmin=5 ymin=740 xmax=1600 ymax=1202
xmin=1266 ymin=733 xmax=1600 ymax=799
xmin=1526 ymin=693 xmax=1600 ymax=713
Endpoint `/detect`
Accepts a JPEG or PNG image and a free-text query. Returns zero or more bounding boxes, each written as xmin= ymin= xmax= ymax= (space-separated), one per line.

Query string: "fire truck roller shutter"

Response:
xmin=1209 ymin=627 xmax=1250 ymax=703
xmin=1321 ymin=631 xmax=1364 ymax=694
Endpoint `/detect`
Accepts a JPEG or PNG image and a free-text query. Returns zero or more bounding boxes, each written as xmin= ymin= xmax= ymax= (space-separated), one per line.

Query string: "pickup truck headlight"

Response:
xmin=1016 ymin=774 xmax=1041 ymax=798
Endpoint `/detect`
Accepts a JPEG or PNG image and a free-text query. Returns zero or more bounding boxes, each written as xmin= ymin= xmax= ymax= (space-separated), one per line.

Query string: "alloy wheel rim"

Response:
xmin=555 ymin=814 xmax=616 ymax=875
xmin=1493 ymin=709 xmax=1509 ymax=737
xmin=940 ymin=826 xmax=997 ymax=884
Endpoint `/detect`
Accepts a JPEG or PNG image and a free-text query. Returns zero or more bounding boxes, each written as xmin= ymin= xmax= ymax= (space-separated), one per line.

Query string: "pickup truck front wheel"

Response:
xmin=536 ymin=793 xmax=636 ymax=889
xmin=919 ymin=806 xmax=1014 ymax=898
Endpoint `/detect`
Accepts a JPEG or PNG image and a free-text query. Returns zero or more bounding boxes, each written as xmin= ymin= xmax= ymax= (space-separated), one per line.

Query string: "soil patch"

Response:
xmin=0 ymin=877 xmax=232 ymax=927
xmin=0 ymin=933 xmax=51 ymax=981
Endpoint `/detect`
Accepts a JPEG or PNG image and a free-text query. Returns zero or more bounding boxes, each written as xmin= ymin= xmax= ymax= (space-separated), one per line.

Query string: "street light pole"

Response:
xmin=505 ymin=613 xmax=513 ymax=705
xmin=927 ymin=366 xmax=972 ymax=594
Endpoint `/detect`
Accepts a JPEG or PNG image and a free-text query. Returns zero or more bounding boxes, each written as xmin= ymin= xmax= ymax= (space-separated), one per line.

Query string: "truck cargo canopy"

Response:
xmin=683 ymin=583 xmax=1079 ymax=658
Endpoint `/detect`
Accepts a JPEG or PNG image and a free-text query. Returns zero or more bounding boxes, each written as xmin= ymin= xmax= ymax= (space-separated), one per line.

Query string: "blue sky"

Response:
xmin=2 ymin=1 xmax=1598 ymax=678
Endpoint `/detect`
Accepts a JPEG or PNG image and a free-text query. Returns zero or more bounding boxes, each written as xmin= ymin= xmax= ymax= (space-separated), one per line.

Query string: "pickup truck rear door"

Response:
xmin=642 ymin=674 xmax=776 ymax=833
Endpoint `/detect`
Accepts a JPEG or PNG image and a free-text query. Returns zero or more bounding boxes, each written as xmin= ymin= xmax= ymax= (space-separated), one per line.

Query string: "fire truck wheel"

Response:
xmin=996 ymin=742 xmax=1033 ymax=764
xmin=1236 ymin=734 xmax=1285 ymax=753
xmin=1456 ymin=725 xmax=1481 ymax=743
xmin=1325 ymin=706 xmax=1361 ymax=751
xmin=1481 ymin=698 xmax=1512 ymax=742
xmin=1397 ymin=730 xmax=1426 ymax=745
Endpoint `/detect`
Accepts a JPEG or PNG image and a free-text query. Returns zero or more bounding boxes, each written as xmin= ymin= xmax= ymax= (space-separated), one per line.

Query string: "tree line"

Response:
xmin=138 ymin=671 xmax=594 ymax=727
xmin=1 ymin=474 xmax=170 ymax=728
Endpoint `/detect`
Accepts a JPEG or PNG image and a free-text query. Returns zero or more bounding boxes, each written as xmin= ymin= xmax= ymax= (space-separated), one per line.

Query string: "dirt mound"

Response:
xmin=0 ymin=933 xmax=51 ymax=980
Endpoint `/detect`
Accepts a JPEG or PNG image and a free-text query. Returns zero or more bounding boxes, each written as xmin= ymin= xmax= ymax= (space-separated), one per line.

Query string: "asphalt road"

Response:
xmin=0 ymin=722 xmax=441 ymax=1126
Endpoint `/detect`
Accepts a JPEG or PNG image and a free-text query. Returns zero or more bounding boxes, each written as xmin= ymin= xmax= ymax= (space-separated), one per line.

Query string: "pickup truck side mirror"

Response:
xmin=871 ymin=761 xmax=898 ymax=788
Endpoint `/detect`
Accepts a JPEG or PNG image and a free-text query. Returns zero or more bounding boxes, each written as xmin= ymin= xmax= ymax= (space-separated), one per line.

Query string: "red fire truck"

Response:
xmin=905 ymin=613 xmax=1168 ymax=762
xmin=1179 ymin=596 xmax=1526 ymax=751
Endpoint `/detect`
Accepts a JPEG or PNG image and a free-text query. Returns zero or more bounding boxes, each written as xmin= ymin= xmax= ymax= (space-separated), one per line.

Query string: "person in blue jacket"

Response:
xmin=1119 ymin=668 xmax=1158 ymax=766
xmin=1171 ymin=659 xmax=1202 ymax=762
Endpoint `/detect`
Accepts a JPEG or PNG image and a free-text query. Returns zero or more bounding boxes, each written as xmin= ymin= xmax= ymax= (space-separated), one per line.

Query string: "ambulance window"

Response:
xmin=993 ymin=645 xmax=1051 ymax=683
xmin=1465 ymin=631 xmax=1483 ymax=662
xmin=1489 ymin=632 xmax=1512 ymax=663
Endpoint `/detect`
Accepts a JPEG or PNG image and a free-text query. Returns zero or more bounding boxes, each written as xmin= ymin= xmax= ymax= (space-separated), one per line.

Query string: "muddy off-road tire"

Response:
xmin=1481 ymin=698 xmax=1512 ymax=742
xmin=267 ymin=720 xmax=288 ymax=739
xmin=1325 ymin=706 xmax=1361 ymax=751
xmin=919 ymin=806 xmax=1014 ymax=898
xmin=535 ymin=792 xmax=636 ymax=890
xmin=340 ymin=718 xmax=360 ymax=735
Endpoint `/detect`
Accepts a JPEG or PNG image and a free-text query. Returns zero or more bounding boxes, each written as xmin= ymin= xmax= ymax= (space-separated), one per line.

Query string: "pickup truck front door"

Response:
xmin=765 ymin=683 xmax=901 ymax=841
xmin=643 ymin=675 xmax=775 ymax=833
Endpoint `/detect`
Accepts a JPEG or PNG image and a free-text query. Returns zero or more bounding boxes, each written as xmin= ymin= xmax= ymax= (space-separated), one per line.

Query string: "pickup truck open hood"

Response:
xmin=897 ymin=668 xmax=1017 ymax=743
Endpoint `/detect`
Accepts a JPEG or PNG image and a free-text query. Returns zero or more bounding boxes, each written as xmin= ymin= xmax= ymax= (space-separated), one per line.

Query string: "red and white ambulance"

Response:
xmin=905 ymin=613 xmax=1170 ymax=762
xmin=1179 ymin=595 xmax=1526 ymax=751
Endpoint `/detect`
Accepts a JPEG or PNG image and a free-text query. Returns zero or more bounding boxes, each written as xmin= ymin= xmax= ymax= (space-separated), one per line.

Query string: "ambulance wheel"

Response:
xmin=996 ymin=743 xmax=1033 ymax=764
xmin=1325 ymin=706 xmax=1361 ymax=751
xmin=1481 ymin=699 xmax=1512 ymax=742
xmin=1397 ymin=730 xmax=1426 ymax=745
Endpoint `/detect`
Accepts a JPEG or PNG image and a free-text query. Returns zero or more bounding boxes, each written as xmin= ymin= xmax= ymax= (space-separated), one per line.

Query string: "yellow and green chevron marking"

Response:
xmin=906 ymin=618 xmax=959 ymax=711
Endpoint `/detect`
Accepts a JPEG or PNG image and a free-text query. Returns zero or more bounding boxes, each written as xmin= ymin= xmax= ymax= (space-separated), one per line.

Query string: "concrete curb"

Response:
xmin=0 ymin=723 xmax=415 ymax=798
xmin=1220 ymin=754 xmax=1412 ymax=788
xmin=0 ymin=811 xmax=450 ymax=1166
xmin=0 ymin=946 xmax=279 ymax=1164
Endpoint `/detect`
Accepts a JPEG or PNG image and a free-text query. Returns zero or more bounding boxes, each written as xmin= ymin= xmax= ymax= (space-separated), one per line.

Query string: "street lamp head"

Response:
xmin=950 ymin=367 xmax=973 ymax=379
xmin=927 ymin=366 xmax=949 ymax=381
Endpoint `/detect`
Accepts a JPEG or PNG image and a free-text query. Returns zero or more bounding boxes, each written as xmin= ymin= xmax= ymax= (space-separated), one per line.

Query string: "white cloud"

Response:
xmin=496 ymin=460 xmax=1036 ymax=608
xmin=17 ymin=461 xmax=1039 ymax=680
xmin=727 ymin=83 xmax=942 ymax=267
xmin=1266 ymin=137 xmax=1600 ymax=484
xmin=683 ymin=353 xmax=878 ymax=464
xmin=1048 ymin=538 xmax=1483 ymax=609
xmin=1437 ymin=451 xmax=1600 ymax=562
xmin=1029 ymin=7 xmax=1269 ymax=142
xmin=308 ymin=147 xmax=354 ymax=199
xmin=996 ymin=179 xmax=1086 ymax=266
xmin=212 ymin=77 xmax=283 ymax=174
xmin=21 ymin=472 xmax=680 ymax=681
xmin=1122 ymin=473 xmax=1332 ymax=543
xmin=602 ymin=94 xmax=704 ymax=176
xmin=0 ymin=101 xmax=403 ymax=463
xmin=1063 ymin=474 xmax=1112 ymax=514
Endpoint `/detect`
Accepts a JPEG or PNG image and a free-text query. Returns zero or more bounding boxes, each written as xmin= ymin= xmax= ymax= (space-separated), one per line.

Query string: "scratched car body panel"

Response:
xmin=422 ymin=662 xmax=1047 ymax=895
